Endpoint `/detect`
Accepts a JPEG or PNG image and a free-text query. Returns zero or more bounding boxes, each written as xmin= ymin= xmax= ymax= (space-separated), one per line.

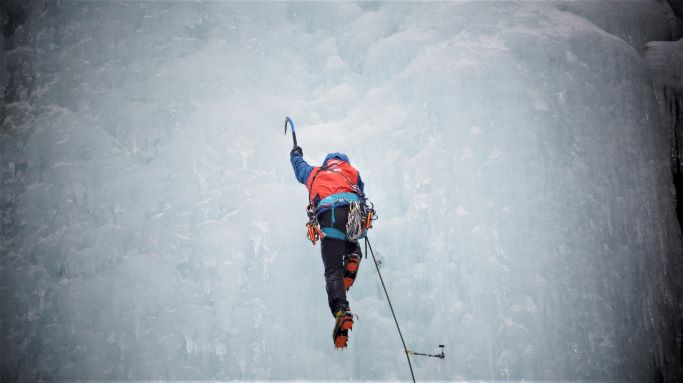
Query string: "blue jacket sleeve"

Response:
xmin=290 ymin=152 xmax=314 ymax=185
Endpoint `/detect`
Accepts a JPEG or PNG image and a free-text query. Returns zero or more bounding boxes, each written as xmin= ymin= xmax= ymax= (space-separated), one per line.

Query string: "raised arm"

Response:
xmin=290 ymin=147 xmax=314 ymax=185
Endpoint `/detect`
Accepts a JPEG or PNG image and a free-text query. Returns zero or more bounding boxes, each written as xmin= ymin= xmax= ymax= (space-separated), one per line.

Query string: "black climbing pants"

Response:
xmin=318 ymin=206 xmax=361 ymax=317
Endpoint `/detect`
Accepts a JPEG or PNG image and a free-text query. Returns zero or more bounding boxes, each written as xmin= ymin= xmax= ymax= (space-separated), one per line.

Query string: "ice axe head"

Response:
xmin=284 ymin=116 xmax=297 ymax=147
xmin=284 ymin=116 xmax=294 ymax=134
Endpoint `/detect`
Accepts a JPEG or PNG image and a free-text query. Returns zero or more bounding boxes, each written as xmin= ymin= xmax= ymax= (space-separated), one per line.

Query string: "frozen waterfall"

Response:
xmin=1 ymin=1 xmax=682 ymax=381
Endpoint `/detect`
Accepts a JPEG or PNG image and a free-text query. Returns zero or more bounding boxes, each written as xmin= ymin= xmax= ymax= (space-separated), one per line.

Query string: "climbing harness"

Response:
xmin=304 ymin=161 xmax=377 ymax=245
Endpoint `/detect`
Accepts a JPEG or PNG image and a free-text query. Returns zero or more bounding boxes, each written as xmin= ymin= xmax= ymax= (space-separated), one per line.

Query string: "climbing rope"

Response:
xmin=365 ymin=236 xmax=445 ymax=381
xmin=365 ymin=236 xmax=416 ymax=383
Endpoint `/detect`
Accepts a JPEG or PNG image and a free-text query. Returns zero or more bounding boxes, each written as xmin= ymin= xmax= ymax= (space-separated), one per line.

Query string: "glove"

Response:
xmin=290 ymin=146 xmax=303 ymax=156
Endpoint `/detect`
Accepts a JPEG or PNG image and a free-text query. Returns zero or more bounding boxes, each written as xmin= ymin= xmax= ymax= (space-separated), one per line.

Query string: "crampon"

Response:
xmin=332 ymin=309 xmax=354 ymax=348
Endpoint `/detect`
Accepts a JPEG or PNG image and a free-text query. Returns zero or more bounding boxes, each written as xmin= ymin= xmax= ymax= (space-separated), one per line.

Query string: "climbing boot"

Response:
xmin=343 ymin=252 xmax=361 ymax=290
xmin=332 ymin=308 xmax=354 ymax=348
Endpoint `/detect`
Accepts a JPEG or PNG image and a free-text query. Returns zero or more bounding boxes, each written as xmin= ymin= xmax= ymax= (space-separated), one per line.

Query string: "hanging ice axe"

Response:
xmin=284 ymin=116 xmax=298 ymax=148
xmin=407 ymin=344 xmax=446 ymax=359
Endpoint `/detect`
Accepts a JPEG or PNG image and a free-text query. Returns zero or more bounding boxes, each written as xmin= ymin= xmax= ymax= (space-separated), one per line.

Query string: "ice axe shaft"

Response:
xmin=284 ymin=116 xmax=297 ymax=147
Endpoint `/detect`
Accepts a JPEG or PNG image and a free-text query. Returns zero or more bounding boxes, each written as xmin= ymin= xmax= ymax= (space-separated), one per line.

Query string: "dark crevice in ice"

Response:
xmin=667 ymin=87 xmax=683 ymax=383
xmin=642 ymin=5 xmax=683 ymax=378
xmin=670 ymin=90 xmax=683 ymax=229
xmin=654 ymin=86 xmax=683 ymax=383
xmin=0 ymin=1 xmax=29 ymax=43
xmin=0 ymin=1 xmax=32 ymax=123
xmin=667 ymin=0 xmax=683 ymax=19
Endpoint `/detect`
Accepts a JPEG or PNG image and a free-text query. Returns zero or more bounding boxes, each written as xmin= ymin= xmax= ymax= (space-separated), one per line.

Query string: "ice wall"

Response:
xmin=1 ymin=1 xmax=682 ymax=381
xmin=644 ymin=35 xmax=683 ymax=383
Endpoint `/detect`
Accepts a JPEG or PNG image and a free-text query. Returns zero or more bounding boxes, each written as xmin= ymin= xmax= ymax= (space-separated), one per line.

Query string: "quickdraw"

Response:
xmin=365 ymin=210 xmax=374 ymax=229
xmin=363 ymin=201 xmax=376 ymax=230
xmin=306 ymin=204 xmax=325 ymax=245
xmin=346 ymin=201 xmax=364 ymax=242
xmin=306 ymin=221 xmax=325 ymax=245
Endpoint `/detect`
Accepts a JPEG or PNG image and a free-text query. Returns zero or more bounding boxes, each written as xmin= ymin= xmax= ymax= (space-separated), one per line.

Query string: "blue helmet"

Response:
xmin=323 ymin=152 xmax=350 ymax=165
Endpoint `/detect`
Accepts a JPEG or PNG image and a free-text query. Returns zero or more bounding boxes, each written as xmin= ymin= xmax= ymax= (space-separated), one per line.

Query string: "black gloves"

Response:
xmin=290 ymin=146 xmax=303 ymax=156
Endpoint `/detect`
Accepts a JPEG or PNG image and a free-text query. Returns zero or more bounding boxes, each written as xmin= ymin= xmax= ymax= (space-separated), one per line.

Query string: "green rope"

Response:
xmin=365 ymin=237 xmax=416 ymax=383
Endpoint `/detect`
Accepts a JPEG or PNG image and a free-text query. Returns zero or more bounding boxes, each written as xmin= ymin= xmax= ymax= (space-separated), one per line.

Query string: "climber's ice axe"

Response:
xmin=284 ymin=116 xmax=297 ymax=148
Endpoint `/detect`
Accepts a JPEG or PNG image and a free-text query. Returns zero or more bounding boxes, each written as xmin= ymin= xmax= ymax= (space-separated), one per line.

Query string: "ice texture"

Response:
xmin=646 ymin=38 xmax=683 ymax=89
xmin=1 ymin=1 xmax=682 ymax=381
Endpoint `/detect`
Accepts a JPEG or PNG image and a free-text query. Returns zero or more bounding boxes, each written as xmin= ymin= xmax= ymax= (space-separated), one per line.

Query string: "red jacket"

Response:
xmin=306 ymin=157 xmax=360 ymax=206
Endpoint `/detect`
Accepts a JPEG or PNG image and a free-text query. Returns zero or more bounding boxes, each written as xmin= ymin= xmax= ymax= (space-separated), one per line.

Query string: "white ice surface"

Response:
xmin=0 ymin=1 xmax=681 ymax=381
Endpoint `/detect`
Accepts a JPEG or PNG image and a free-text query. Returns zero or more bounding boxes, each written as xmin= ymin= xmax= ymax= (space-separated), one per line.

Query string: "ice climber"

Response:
xmin=290 ymin=145 xmax=369 ymax=348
